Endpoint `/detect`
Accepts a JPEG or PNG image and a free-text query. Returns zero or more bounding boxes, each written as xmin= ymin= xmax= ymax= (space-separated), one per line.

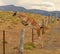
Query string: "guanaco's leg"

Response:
xmin=37 ymin=28 xmax=43 ymax=48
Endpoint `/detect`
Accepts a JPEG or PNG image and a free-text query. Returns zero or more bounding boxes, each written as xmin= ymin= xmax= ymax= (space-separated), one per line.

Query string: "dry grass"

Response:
xmin=0 ymin=11 xmax=60 ymax=54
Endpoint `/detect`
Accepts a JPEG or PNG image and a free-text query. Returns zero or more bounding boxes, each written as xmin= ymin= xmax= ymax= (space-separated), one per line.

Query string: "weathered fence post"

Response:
xmin=42 ymin=20 xmax=45 ymax=34
xmin=32 ymin=28 xmax=34 ymax=43
xmin=20 ymin=29 xmax=25 ymax=54
xmin=39 ymin=29 xmax=43 ymax=48
xmin=41 ymin=28 xmax=43 ymax=48
xmin=3 ymin=30 xmax=5 ymax=54
xmin=38 ymin=22 xmax=43 ymax=48
xmin=46 ymin=16 xmax=48 ymax=27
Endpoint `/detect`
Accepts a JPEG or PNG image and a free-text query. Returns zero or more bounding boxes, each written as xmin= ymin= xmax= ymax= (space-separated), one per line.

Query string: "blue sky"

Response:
xmin=0 ymin=0 xmax=60 ymax=11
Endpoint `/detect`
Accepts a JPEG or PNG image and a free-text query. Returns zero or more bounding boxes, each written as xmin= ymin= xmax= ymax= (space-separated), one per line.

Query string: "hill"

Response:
xmin=0 ymin=11 xmax=46 ymax=30
xmin=0 ymin=5 xmax=60 ymax=18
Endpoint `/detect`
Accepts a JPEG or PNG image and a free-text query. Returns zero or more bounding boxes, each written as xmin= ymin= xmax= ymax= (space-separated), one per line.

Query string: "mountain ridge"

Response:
xmin=0 ymin=5 xmax=60 ymax=18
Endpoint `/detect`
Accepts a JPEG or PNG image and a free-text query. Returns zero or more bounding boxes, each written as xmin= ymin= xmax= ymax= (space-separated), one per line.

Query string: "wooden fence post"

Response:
xmin=32 ymin=28 xmax=34 ymax=43
xmin=41 ymin=29 xmax=43 ymax=48
xmin=38 ymin=22 xmax=43 ymax=48
xmin=42 ymin=20 xmax=45 ymax=34
xmin=46 ymin=16 xmax=48 ymax=27
xmin=20 ymin=29 xmax=25 ymax=54
xmin=39 ymin=29 xmax=43 ymax=48
xmin=3 ymin=30 xmax=5 ymax=54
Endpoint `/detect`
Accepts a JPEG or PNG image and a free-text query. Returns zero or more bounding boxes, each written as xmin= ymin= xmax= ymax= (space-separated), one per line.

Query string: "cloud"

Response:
xmin=16 ymin=0 xmax=43 ymax=6
xmin=16 ymin=0 xmax=55 ymax=11
xmin=0 ymin=0 xmax=60 ymax=11
xmin=16 ymin=0 xmax=54 ymax=6
xmin=28 ymin=2 xmax=54 ymax=7
xmin=40 ymin=2 xmax=54 ymax=7
xmin=0 ymin=0 xmax=4 ymax=6
xmin=2 ymin=0 xmax=16 ymax=5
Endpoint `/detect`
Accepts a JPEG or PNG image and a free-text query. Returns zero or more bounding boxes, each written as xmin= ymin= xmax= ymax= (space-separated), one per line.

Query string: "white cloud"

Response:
xmin=15 ymin=0 xmax=55 ymax=11
xmin=41 ymin=2 xmax=54 ymax=7
xmin=0 ymin=0 xmax=60 ymax=11
xmin=16 ymin=0 xmax=42 ymax=4
xmin=0 ymin=0 xmax=4 ymax=6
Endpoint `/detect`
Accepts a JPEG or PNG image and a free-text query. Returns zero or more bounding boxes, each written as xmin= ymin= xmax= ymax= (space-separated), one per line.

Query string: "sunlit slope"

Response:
xmin=0 ymin=11 xmax=59 ymax=30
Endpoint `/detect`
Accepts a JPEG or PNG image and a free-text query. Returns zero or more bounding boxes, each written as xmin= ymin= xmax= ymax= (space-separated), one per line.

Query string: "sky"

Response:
xmin=0 ymin=0 xmax=60 ymax=11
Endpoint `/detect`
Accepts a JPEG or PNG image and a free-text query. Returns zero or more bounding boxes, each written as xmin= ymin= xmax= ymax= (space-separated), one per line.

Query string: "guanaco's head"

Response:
xmin=13 ymin=12 xmax=29 ymax=26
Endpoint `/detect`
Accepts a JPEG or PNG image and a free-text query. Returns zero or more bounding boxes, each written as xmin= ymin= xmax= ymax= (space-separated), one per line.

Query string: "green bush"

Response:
xmin=24 ymin=42 xmax=35 ymax=50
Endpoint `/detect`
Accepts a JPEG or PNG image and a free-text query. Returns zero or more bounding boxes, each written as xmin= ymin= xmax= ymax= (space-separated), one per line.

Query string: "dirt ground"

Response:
xmin=0 ymin=21 xmax=60 ymax=54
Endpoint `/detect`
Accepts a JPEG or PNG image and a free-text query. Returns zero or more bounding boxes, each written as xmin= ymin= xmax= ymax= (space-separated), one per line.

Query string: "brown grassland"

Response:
xmin=0 ymin=11 xmax=60 ymax=54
